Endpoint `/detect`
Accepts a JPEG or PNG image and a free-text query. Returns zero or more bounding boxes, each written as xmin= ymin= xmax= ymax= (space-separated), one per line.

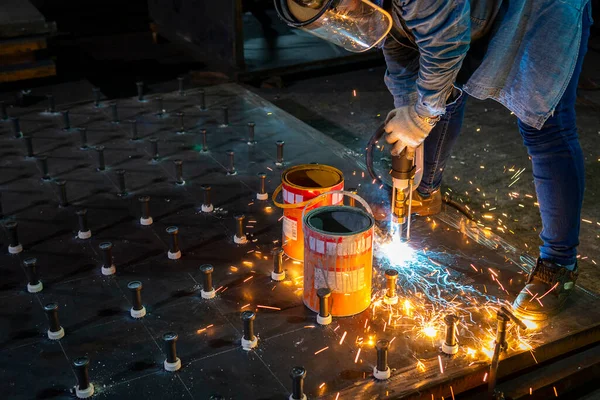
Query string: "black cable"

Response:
xmin=366 ymin=123 xmax=475 ymax=221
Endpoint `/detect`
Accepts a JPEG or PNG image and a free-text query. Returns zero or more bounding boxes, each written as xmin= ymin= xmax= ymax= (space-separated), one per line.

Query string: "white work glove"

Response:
xmin=384 ymin=105 xmax=435 ymax=159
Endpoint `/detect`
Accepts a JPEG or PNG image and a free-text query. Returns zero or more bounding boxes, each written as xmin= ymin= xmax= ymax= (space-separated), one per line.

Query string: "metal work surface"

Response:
xmin=0 ymin=83 xmax=599 ymax=399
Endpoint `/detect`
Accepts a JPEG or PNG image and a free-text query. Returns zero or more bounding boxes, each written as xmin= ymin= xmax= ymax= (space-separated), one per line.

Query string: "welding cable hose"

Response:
xmin=366 ymin=123 xmax=474 ymax=220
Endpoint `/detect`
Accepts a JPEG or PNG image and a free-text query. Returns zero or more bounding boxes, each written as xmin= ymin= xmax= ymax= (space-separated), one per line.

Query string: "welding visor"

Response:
xmin=275 ymin=0 xmax=392 ymax=52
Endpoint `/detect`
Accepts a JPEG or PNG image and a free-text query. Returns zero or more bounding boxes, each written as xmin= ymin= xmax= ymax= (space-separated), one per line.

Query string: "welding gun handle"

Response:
xmin=500 ymin=306 xmax=527 ymax=330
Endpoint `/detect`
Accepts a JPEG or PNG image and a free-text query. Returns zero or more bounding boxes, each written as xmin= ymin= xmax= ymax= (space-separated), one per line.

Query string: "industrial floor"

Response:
xmin=1 ymin=21 xmax=599 ymax=400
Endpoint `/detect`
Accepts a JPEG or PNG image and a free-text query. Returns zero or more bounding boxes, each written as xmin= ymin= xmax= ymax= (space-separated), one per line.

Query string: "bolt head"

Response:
xmin=163 ymin=332 xmax=178 ymax=342
xmin=174 ymin=160 xmax=183 ymax=166
xmin=290 ymin=366 xmax=306 ymax=379
xmin=258 ymin=173 xmax=267 ymax=179
xmin=166 ymin=226 xmax=179 ymax=235
xmin=44 ymin=303 xmax=58 ymax=312
xmin=99 ymin=242 xmax=113 ymax=251
xmin=139 ymin=195 xmax=150 ymax=203
xmin=226 ymin=150 xmax=234 ymax=156
xmin=127 ymin=281 xmax=143 ymax=291
xmin=276 ymin=140 xmax=285 ymax=145
xmin=247 ymin=122 xmax=255 ymax=127
xmin=200 ymin=264 xmax=214 ymax=274
xmin=385 ymin=269 xmax=399 ymax=278
xmin=23 ymin=257 xmax=37 ymax=267
xmin=241 ymin=311 xmax=256 ymax=322
xmin=234 ymin=215 xmax=245 ymax=221
xmin=55 ymin=179 xmax=66 ymax=186
xmin=149 ymin=137 xmax=158 ymax=143
xmin=5 ymin=221 xmax=18 ymax=229
xmin=201 ymin=185 xmax=211 ymax=191
xmin=376 ymin=339 xmax=390 ymax=350
xmin=444 ymin=314 xmax=458 ymax=325
xmin=316 ymin=288 xmax=331 ymax=299
xmin=76 ymin=209 xmax=87 ymax=216
xmin=116 ymin=169 xmax=125 ymax=176
xmin=95 ymin=145 xmax=105 ymax=152
xmin=73 ymin=356 xmax=89 ymax=368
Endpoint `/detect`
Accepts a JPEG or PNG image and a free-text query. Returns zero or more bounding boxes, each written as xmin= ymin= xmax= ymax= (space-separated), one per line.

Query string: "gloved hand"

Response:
xmin=384 ymin=105 xmax=434 ymax=159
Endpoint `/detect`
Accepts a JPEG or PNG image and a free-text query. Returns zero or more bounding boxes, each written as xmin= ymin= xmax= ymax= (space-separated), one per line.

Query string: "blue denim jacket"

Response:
xmin=378 ymin=0 xmax=592 ymax=129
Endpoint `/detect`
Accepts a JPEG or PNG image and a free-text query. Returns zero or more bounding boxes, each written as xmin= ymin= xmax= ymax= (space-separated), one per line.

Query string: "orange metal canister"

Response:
xmin=303 ymin=205 xmax=375 ymax=317
xmin=272 ymin=165 xmax=344 ymax=261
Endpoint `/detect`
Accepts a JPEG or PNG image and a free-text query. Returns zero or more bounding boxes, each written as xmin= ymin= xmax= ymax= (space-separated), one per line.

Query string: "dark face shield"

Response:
xmin=275 ymin=0 xmax=392 ymax=52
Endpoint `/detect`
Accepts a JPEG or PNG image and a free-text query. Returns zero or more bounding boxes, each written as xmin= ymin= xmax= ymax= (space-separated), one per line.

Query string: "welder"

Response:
xmin=275 ymin=0 xmax=593 ymax=320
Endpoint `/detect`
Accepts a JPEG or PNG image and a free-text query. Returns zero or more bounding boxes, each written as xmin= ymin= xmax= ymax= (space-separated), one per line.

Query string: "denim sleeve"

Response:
xmin=383 ymin=37 xmax=420 ymax=108
xmin=400 ymin=0 xmax=471 ymax=117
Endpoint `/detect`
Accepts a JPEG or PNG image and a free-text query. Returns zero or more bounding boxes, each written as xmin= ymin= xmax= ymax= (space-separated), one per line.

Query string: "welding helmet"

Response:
xmin=274 ymin=0 xmax=393 ymax=52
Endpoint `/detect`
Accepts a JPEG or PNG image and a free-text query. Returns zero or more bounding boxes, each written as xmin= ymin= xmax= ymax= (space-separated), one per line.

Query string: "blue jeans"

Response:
xmin=418 ymin=7 xmax=591 ymax=266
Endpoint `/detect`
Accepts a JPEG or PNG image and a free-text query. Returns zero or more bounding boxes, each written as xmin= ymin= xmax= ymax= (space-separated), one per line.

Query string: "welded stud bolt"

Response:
xmin=47 ymin=94 xmax=56 ymax=113
xmin=23 ymin=136 xmax=34 ymax=158
xmin=226 ymin=150 xmax=236 ymax=175
xmin=174 ymin=160 xmax=184 ymax=185
xmin=276 ymin=141 xmax=285 ymax=166
xmin=6 ymin=221 xmax=22 ymax=254
xmin=11 ymin=117 xmax=22 ymax=138
xmin=373 ymin=339 xmax=391 ymax=380
xmin=200 ymin=264 xmax=215 ymax=299
xmin=149 ymin=137 xmax=159 ymax=161
xmin=247 ymin=122 xmax=256 ymax=145
xmin=163 ymin=332 xmax=181 ymax=371
xmin=201 ymin=185 xmax=213 ymax=212
xmin=56 ymin=180 xmax=68 ymax=207
xmin=62 ymin=110 xmax=70 ymax=130
xmin=139 ymin=196 xmax=153 ymax=225
xmin=76 ymin=209 xmax=91 ymax=239
xmin=290 ymin=367 xmax=307 ymax=400
xmin=220 ymin=106 xmax=228 ymax=127
xmin=44 ymin=303 xmax=65 ymax=340
xmin=95 ymin=146 xmax=105 ymax=171
xmin=442 ymin=314 xmax=459 ymax=355
xmin=155 ymin=97 xmax=164 ymax=116
xmin=128 ymin=281 xmax=146 ymax=318
xmin=37 ymin=155 xmax=50 ymax=180
xmin=384 ymin=269 xmax=399 ymax=305
xmin=0 ymin=101 xmax=7 ymax=120
xmin=166 ymin=226 xmax=181 ymax=260
xmin=241 ymin=311 xmax=257 ymax=350
xmin=234 ymin=215 xmax=247 ymax=244
xmin=73 ymin=357 xmax=94 ymax=398
xmin=316 ymin=288 xmax=332 ymax=325
xmin=201 ymin=129 xmax=208 ymax=152
xmin=257 ymin=173 xmax=268 ymax=200
xmin=130 ymin=120 xmax=138 ymax=140
xmin=136 ymin=81 xmax=144 ymax=101
xmin=271 ymin=247 xmax=285 ymax=281
xmin=177 ymin=112 xmax=185 ymax=133
xmin=111 ymin=103 xmax=119 ymax=123
xmin=93 ymin=87 xmax=101 ymax=107
xmin=24 ymin=257 xmax=43 ymax=293
xmin=199 ymin=89 xmax=206 ymax=110
xmin=116 ymin=169 xmax=126 ymax=196
xmin=78 ymin=127 xmax=88 ymax=150
xmin=178 ymin=76 xmax=185 ymax=95
xmin=99 ymin=242 xmax=116 ymax=275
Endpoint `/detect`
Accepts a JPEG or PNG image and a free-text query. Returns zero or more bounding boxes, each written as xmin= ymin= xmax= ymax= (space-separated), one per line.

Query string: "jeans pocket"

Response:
xmin=445 ymin=86 xmax=465 ymax=111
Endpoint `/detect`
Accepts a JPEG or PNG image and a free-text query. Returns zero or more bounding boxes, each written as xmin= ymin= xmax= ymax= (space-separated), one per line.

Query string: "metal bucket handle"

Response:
xmin=301 ymin=190 xmax=374 ymax=228
xmin=271 ymin=184 xmax=318 ymax=209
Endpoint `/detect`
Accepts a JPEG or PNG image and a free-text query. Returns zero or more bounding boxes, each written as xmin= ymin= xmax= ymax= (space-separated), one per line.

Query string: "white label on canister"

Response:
xmin=283 ymin=216 xmax=297 ymax=241
xmin=314 ymin=266 xmax=365 ymax=293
